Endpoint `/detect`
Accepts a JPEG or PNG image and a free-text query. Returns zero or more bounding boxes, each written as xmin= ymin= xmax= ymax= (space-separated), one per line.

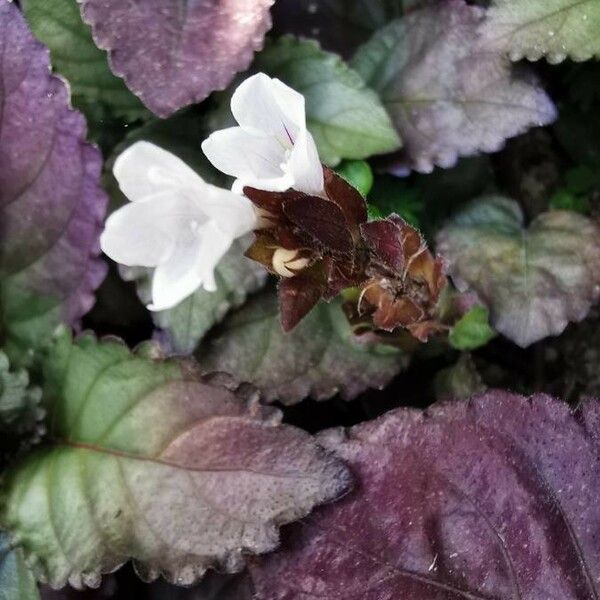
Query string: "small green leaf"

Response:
xmin=367 ymin=204 xmax=384 ymax=221
xmin=549 ymin=190 xmax=592 ymax=214
xmin=21 ymin=0 xmax=146 ymax=121
xmin=549 ymin=161 xmax=599 ymax=214
xmin=433 ymin=354 xmax=486 ymax=402
xmin=565 ymin=163 xmax=600 ymax=194
xmin=197 ymin=291 xmax=408 ymax=405
xmin=336 ymin=161 xmax=374 ymax=197
xmin=483 ymin=0 xmax=600 ymax=63
xmin=449 ymin=306 xmax=497 ymax=351
xmin=0 ymin=535 xmax=39 ymax=600
xmin=368 ymin=176 xmax=423 ymax=228
xmin=255 ymin=36 xmax=401 ymax=166
xmin=0 ymin=332 xmax=350 ymax=588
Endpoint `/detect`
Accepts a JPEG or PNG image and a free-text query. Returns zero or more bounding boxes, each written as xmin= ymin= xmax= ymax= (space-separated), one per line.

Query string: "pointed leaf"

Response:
xmin=0 ymin=0 xmax=107 ymax=364
xmin=449 ymin=305 xmax=497 ymax=351
xmin=0 ymin=332 xmax=351 ymax=588
xmin=482 ymin=0 xmax=600 ymax=64
xmin=78 ymin=0 xmax=275 ymax=117
xmin=250 ymin=392 xmax=600 ymax=600
xmin=352 ymin=0 xmax=557 ymax=173
xmin=436 ymin=196 xmax=600 ymax=347
xmin=256 ymin=36 xmax=401 ymax=166
xmin=197 ymin=290 xmax=408 ymax=404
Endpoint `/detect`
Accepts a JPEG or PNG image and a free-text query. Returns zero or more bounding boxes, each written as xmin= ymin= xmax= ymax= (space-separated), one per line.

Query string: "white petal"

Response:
xmin=231 ymin=73 xmax=306 ymax=143
xmin=100 ymin=193 xmax=198 ymax=267
xmin=196 ymin=221 xmax=234 ymax=292
xmin=149 ymin=238 xmax=205 ymax=311
xmin=148 ymin=221 xmax=232 ymax=310
xmin=202 ymin=127 xmax=294 ymax=192
xmin=198 ymin=184 xmax=257 ymax=238
xmin=288 ymin=129 xmax=324 ymax=196
xmin=114 ymin=141 xmax=202 ymax=201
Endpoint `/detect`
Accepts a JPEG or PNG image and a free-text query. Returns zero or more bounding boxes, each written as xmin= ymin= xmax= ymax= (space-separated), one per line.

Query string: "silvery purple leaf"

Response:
xmin=436 ymin=196 xmax=600 ymax=348
xmin=352 ymin=0 xmax=557 ymax=174
xmin=0 ymin=0 xmax=107 ymax=362
xmin=78 ymin=0 xmax=275 ymax=117
xmin=250 ymin=391 xmax=600 ymax=599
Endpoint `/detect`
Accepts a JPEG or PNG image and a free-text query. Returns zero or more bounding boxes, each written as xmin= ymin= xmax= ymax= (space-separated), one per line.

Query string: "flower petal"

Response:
xmin=149 ymin=238 xmax=205 ymax=311
xmin=100 ymin=193 xmax=198 ymax=267
xmin=288 ymin=129 xmax=325 ymax=195
xmin=231 ymin=73 xmax=306 ymax=143
xmin=202 ymin=127 xmax=294 ymax=191
xmin=199 ymin=185 xmax=258 ymax=238
xmin=196 ymin=221 xmax=235 ymax=291
xmin=114 ymin=141 xmax=203 ymax=201
xmin=149 ymin=221 xmax=232 ymax=310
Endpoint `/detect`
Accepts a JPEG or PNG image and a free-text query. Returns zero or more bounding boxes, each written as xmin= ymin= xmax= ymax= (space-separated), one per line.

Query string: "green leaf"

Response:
xmin=121 ymin=241 xmax=266 ymax=355
xmin=0 ymin=535 xmax=39 ymax=600
xmin=255 ymin=36 xmax=401 ymax=166
xmin=197 ymin=291 xmax=408 ymax=405
xmin=482 ymin=0 xmax=600 ymax=63
xmin=21 ymin=0 xmax=146 ymax=121
xmin=335 ymin=161 xmax=374 ymax=197
xmin=368 ymin=176 xmax=423 ymax=228
xmin=549 ymin=161 xmax=599 ymax=214
xmin=433 ymin=354 xmax=486 ymax=402
xmin=0 ymin=352 xmax=42 ymax=435
xmin=550 ymin=190 xmax=592 ymax=214
xmin=449 ymin=306 xmax=497 ymax=351
xmin=436 ymin=196 xmax=600 ymax=347
xmin=0 ymin=332 xmax=351 ymax=588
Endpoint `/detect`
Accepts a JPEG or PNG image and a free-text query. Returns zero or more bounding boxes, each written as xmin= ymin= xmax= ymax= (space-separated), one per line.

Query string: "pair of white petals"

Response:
xmin=100 ymin=73 xmax=324 ymax=311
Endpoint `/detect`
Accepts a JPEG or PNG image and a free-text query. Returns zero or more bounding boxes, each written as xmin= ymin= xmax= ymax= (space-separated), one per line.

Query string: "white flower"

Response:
xmin=202 ymin=72 xmax=324 ymax=196
xmin=100 ymin=142 xmax=257 ymax=311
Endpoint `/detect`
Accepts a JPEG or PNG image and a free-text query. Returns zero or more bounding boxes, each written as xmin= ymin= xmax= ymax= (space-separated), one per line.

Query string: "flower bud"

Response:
xmin=272 ymin=248 xmax=310 ymax=278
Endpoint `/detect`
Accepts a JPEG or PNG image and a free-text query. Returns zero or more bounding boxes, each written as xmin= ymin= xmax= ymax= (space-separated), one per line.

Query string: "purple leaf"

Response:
xmin=0 ymin=0 xmax=107 ymax=362
xmin=198 ymin=291 xmax=408 ymax=404
xmin=250 ymin=391 xmax=600 ymax=599
xmin=436 ymin=196 xmax=600 ymax=348
xmin=78 ymin=0 xmax=275 ymax=118
xmin=351 ymin=0 xmax=557 ymax=174
xmin=1 ymin=332 xmax=352 ymax=588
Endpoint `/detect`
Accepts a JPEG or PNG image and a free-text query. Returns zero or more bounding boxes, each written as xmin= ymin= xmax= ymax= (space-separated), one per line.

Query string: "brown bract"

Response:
xmin=243 ymin=170 xmax=447 ymax=339
xmin=360 ymin=216 xmax=447 ymax=341
xmin=244 ymin=168 xmax=368 ymax=331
